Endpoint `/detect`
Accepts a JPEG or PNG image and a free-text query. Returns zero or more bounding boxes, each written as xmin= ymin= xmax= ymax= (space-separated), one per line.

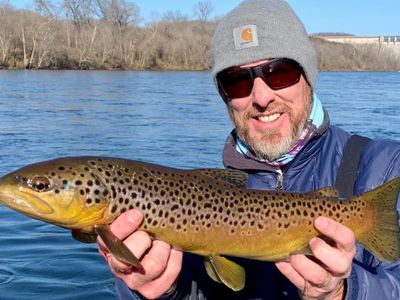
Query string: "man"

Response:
xmin=98 ymin=0 xmax=400 ymax=299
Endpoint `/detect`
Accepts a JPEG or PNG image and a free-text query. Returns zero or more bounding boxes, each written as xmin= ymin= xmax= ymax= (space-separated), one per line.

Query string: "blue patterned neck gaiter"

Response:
xmin=235 ymin=93 xmax=325 ymax=168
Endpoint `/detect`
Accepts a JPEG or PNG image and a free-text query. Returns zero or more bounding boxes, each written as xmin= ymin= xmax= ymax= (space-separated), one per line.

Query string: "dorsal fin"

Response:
xmin=309 ymin=186 xmax=339 ymax=198
xmin=196 ymin=168 xmax=248 ymax=187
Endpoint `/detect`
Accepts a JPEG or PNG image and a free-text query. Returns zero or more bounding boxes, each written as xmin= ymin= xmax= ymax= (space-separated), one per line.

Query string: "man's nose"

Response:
xmin=251 ymin=77 xmax=275 ymax=108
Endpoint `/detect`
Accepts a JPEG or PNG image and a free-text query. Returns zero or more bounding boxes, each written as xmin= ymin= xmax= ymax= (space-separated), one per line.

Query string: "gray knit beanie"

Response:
xmin=211 ymin=0 xmax=318 ymax=89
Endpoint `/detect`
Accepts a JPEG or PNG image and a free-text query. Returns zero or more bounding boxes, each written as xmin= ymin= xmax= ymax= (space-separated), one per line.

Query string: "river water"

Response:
xmin=0 ymin=70 xmax=399 ymax=299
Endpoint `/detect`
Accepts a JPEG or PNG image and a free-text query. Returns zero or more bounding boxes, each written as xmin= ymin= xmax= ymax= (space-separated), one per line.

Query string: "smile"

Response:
xmin=257 ymin=113 xmax=282 ymax=122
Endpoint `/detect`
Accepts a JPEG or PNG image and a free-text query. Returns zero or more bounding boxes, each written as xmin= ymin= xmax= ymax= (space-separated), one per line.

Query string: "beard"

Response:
xmin=228 ymin=99 xmax=311 ymax=162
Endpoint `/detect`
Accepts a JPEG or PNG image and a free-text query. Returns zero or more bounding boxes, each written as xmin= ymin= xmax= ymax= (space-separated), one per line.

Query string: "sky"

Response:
xmin=8 ymin=0 xmax=400 ymax=36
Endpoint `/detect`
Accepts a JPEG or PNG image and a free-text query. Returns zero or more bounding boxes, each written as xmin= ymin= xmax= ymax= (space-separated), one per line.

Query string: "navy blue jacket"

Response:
xmin=116 ymin=125 xmax=400 ymax=299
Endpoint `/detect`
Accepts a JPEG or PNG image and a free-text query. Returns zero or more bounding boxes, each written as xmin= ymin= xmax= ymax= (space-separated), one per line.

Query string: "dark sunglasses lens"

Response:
xmin=263 ymin=60 xmax=301 ymax=90
xmin=217 ymin=59 xmax=302 ymax=100
xmin=218 ymin=69 xmax=253 ymax=99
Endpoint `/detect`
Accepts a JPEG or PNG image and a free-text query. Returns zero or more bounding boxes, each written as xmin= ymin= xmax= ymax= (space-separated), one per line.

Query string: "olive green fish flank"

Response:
xmin=0 ymin=156 xmax=399 ymax=291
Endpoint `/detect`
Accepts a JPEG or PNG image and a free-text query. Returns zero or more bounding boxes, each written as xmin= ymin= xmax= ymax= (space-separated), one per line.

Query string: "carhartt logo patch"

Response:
xmin=233 ymin=25 xmax=259 ymax=50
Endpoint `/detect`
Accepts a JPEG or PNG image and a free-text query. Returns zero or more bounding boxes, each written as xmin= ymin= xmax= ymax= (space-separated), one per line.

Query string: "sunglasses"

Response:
xmin=216 ymin=58 xmax=303 ymax=101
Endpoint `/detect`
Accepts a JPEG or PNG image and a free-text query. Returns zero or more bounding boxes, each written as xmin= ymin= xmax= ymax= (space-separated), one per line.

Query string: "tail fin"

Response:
xmin=357 ymin=176 xmax=400 ymax=262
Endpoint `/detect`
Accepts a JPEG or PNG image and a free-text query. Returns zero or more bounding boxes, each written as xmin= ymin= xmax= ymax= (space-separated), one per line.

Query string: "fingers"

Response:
xmin=110 ymin=240 xmax=170 ymax=280
xmin=110 ymin=209 xmax=144 ymax=239
xmin=138 ymin=248 xmax=183 ymax=298
xmin=312 ymin=216 xmax=356 ymax=274
xmin=276 ymin=255 xmax=344 ymax=299
xmin=107 ymin=230 xmax=153 ymax=275
xmin=314 ymin=216 xmax=356 ymax=253
xmin=140 ymin=240 xmax=174 ymax=280
xmin=119 ymin=240 xmax=183 ymax=299
xmin=276 ymin=217 xmax=356 ymax=299
xmin=97 ymin=209 xmax=144 ymax=251
xmin=275 ymin=260 xmax=305 ymax=287
xmin=276 ymin=255 xmax=333 ymax=290
xmin=96 ymin=209 xmax=183 ymax=298
xmin=290 ymin=255 xmax=335 ymax=289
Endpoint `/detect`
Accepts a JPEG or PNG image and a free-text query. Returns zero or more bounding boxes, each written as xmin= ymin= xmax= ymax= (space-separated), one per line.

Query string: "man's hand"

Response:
xmin=275 ymin=216 xmax=356 ymax=299
xmin=97 ymin=209 xmax=183 ymax=299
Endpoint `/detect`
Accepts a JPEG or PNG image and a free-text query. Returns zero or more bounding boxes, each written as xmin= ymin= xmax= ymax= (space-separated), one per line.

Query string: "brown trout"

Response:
xmin=0 ymin=156 xmax=399 ymax=291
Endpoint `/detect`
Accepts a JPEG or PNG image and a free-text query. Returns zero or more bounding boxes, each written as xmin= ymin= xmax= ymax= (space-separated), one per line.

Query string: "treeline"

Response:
xmin=0 ymin=0 xmax=216 ymax=70
xmin=1 ymin=1 xmax=399 ymax=71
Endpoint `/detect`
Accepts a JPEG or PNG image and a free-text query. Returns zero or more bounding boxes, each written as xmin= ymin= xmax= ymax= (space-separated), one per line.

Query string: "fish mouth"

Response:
xmin=0 ymin=191 xmax=54 ymax=215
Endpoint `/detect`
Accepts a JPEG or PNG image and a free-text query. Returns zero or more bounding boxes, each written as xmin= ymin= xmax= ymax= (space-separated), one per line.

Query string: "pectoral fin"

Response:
xmin=204 ymin=257 xmax=222 ymax=284
xmin=71 ymin=229 xmax=98 ymax=243
xmin=95 ymin=224 xmax=142 ymax=269
xmin=204 ymin=255 xmax=245 ymax=291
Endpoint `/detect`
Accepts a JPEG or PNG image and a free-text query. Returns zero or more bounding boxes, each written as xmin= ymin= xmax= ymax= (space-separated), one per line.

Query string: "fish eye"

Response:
xmin=30 ymin=177 xmax=52 ymax=192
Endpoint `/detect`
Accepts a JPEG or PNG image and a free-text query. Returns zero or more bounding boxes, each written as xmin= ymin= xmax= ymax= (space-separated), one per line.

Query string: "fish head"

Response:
xmin=0 ymin=157 xmax=111 ymax=231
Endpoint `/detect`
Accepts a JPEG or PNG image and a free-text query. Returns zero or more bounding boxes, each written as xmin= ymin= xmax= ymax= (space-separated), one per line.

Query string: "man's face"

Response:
xmin=226 ymin=60 xmax=312 ymax=161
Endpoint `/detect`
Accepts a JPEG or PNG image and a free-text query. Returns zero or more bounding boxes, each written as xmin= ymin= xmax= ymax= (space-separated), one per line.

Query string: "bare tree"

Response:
xmin=94 ymin=0 xmax=141 ymax=65
xmin=95 ymin=0 xmax=140 ymax=27
xmin=17 ymin=9 xmax=57 ymax=68
xmin=64 ymin=0 xmax=96 ymax=31
xmin=193 ymin=0 xmax=215 ymax=21
xmin=34 ymin=0 xmax=57 ymax=17
xmin=162 ymin=10 xmax=188 ymax=23
xmin=0 ymin=2 xmax=14 ymax=66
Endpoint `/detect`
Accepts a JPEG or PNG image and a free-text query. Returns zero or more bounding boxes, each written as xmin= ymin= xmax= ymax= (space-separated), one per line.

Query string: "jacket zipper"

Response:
xmin=276 ymin=169 xmax=283 ymax=190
